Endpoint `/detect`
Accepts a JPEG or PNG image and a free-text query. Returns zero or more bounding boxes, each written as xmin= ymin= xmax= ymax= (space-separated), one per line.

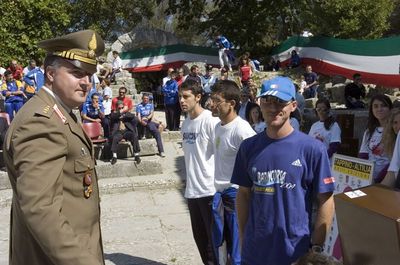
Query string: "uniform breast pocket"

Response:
xmin=71 ymin=157 xmax=95 ymax=197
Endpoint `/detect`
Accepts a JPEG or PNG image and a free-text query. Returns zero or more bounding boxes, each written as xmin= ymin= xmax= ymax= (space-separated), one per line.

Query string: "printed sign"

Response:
xmin=324 ymin=154 xmax=374 ymax=259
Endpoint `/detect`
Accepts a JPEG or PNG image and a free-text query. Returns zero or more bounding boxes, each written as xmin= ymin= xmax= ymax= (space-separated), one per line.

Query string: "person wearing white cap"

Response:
xmin=232 ymin=76 xmax=335 ymax=265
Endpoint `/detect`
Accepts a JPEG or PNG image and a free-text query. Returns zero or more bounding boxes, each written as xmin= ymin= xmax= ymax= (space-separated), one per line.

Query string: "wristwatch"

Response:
xmin=311 ymin=244 xmax=324 ymax=253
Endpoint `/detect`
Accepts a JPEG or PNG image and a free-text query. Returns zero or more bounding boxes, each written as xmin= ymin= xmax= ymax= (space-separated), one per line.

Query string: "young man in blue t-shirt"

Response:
xmin=136 ymin=93 xmax=165 ymax=157
xmin=231 ymin=76 xmax=335 ymax=265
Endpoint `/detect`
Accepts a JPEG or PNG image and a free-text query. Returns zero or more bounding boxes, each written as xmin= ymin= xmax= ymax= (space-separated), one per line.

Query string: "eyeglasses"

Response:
xmin=210 ymin=97 xmax=227 ymax=106
xmin=260 ymin=96 xmax=292 ymax=108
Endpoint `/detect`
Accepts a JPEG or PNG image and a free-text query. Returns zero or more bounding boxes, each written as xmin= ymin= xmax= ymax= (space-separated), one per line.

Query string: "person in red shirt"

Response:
xmin=239 ymin=55 xmax=252 ymax=87
xmin=7 ymin=60 xmax=23 ymax=81
xmin=111 ymin=86 xmax=133 ymax=112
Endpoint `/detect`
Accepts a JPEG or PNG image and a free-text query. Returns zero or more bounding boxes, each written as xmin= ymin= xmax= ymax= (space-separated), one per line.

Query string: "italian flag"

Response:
xmin=120 ymin=44 xmax=220 ymax=72
xmin=271 ymin=36 xmax=400 ymax=88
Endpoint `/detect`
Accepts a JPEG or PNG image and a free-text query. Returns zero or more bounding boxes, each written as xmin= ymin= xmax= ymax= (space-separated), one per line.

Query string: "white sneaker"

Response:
xmin=160 ymin=152 xmax=166 ymax=157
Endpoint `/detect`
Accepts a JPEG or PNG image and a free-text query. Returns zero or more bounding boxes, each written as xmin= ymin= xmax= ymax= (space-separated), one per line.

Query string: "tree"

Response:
xmin=0 ymin=0 xmax=71 ymax=67
xmin=308 ymin=0 xmax=395 ymax=39
xmin=166 ymin=0 xmax=397 ymax=58
xmin=69 ymin=0 xmax=157 ymax=41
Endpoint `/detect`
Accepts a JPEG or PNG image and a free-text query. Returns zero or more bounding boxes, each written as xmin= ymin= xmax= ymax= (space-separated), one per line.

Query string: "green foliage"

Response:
xmin=69 ymin=0 xmax=157 ymax=40
xmin=166 ymin=0 xmax=396 ymax=58
xmin=0 ymin=0 xmax=70 ymax=67
xmin=309 ymin=0 xmax=395 ymax=39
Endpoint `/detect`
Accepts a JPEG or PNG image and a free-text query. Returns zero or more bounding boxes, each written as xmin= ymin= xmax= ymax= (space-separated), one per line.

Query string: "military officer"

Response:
xmin=4 ymin=30 xmax=105 ymax=265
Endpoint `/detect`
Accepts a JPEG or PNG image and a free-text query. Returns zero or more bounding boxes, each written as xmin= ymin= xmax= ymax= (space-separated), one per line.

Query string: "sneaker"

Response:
xmin=111 ymin=157 xmax=117 ymax=165
xmin=160 ymin=152 xmax=166 ymax=157
xmin=134 ymin=155 xmax=141 ymax=164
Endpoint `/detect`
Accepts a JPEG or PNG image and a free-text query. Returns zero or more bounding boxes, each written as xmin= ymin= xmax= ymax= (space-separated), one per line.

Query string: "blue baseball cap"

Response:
xmin=258 ymin=76 xmax=296 ymax=102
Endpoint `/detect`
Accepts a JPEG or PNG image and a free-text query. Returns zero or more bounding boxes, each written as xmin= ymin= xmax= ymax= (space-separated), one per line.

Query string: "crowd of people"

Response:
xmin=3 ymin=29 xmax=399 ymax=265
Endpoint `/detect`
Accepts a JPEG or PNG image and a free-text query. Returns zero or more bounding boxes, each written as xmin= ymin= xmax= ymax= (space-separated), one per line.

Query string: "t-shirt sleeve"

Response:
xmin=81 ymin=104 xmax=88 ymax=115
xmin=359 ymin=130 xmax=369 ymax=154
xmin=388 ymin=133 xmax=400 ymax=173
xmin=235 ymin=121 xmax=256 ymax=147
xmin=231 ymin=140 xmax=253 ymax=187
xmin=330 ymin=122 xmax=341 ymax=143
xmin=312 ymin=143 xmax=335 ymax=194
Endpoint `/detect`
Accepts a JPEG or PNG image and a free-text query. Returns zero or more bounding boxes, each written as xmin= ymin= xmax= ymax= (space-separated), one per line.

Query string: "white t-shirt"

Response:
xmin=308 ymin=121 xmax=341 ymax=150
xmin=102 ymin=86 xmax=112 ymax=99
xmin=214 ymin=116 xmax=256 ymax=192
xmin=181 ymin=110 xmax=220 ymax=198
xmin=103 ymin=99 xmax=112 ymax=115
xmin=253 ymin=122 xmax=266 ymax=133
xmin=162 ymin=76 xmax=171 ymax=86
xmin=112 ymin=56 xmax=122 ymax=70
xmin=388 ymin=133 xmax=400 ymax=176
xmin=359 ymin=127 xmax=390 ymax=180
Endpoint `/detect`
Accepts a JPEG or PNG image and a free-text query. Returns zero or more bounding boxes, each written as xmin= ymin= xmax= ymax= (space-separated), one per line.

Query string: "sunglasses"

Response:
xmin=260 ymin=96 xmax=292 ymax=107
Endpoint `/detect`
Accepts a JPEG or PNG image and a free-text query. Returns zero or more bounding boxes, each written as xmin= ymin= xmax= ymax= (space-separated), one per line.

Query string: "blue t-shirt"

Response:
xmin=136 ymin=102 xmax=154 ymax=118
xmin=82 ymin=101 xmax=104 ymax=120
xmin=231 ymin=130 xmax=334 ymax=265
xmin=303 ymin=72 xmax=318 ymax=89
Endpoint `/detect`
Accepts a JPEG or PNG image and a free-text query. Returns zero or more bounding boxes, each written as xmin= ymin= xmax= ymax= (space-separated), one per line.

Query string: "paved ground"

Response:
xmin=0 ymin=188 xmax=203 ymax=265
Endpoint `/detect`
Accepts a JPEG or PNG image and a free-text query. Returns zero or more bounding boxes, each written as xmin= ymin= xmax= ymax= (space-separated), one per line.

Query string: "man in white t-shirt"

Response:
xmin=210 ymin=80 xmax=256 ymax=264
xmin=110 ymin=51 xmax=122 ymax=84
xmin=179 ymin=79 xmax=219 ymax=264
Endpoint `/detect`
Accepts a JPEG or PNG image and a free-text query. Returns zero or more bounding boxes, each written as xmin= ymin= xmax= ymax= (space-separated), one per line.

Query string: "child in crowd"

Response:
xmin=359 ymin=94 xmax=392 ymax=183
xmin=248 ymin=104 xmax=266 ymax=133
xmin=308 ymin=98 xmax=341 ymax=159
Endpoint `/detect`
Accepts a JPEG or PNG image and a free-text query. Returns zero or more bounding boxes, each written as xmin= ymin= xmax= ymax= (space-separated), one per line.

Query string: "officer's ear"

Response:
xmin=45 ymin=66 xmax=56 ymax=83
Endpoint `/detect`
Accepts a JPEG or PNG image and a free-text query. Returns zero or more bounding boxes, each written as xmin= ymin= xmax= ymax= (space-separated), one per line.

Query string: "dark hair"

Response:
xmin=353 ymin=73 xmax=361 ymax=79
xmin=180 ymin=79 xmax=203 ymax=97
xmin=3 ymin=70 xmax=12 ymax=76
xmin=119 ymin=86 xmax=127 ymax=93
xmin=315 ymin=98 xmax=335 ymax=130
xmin=91 ymin=93 xmax=100 ymax=99
xmin=367 ymin=94 xmax=392 ymax=139
xmin=248 ymin=104 xmax=263 ymax=125
xmin=112 ymin=51 xmax=119 ymax=55
xmin=190 ymin=65 xmax=198 ymax=71
xmin=211 ymin=80 xmax=241 ymax=112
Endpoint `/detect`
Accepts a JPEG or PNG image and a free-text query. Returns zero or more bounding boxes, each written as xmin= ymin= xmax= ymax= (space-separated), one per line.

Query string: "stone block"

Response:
xmin=330 ymin=83 xmax=346 ymax=104
xmin=304 ymin=98 xmax=318 ymax=109
xmin=331 ymin=75 xmax=347 ymax=85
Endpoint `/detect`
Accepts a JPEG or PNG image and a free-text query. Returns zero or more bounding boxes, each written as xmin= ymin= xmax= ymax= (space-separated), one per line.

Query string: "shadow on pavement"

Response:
xmin=105 ymin=253 xmax=168 ymax=265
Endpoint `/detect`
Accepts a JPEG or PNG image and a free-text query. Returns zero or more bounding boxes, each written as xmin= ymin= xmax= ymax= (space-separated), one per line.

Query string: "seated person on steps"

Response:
xmin=136 ymin=93 xmax=165 ymax=157
xmin=109 ymin=100 xmax=141 ymax=165
xmin=81 ymin=93 xmax=110 ymax=138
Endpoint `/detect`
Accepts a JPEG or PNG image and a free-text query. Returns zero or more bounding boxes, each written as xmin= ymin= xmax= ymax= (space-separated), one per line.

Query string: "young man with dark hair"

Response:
xmin=136 ymin=93 xmax=165 ymax=157
xmin=232 ymin=76 xmax=335 ymax=265
xmin=210 ymin=80 xmax=256 ymax=264
xmin=344 ymin=73 xmax=366 ymax=109
xmin=162 ymin=71 xmax=180 ymax=131
xmin=179 ymin=79 xmax=219 ymax=265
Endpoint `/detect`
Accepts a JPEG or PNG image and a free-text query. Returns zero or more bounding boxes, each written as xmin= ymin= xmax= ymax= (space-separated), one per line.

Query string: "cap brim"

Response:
xmin=60 ymin=57 xmax=97 ymax=74
xmin=258 ymin=90 xmax=292 ymax=101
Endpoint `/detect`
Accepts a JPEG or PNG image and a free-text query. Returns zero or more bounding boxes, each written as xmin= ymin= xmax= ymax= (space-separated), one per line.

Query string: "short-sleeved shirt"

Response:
xmin=82 ymin=102 xmax=104 ymax=120
xmin=136 ymin=103 xmax=154 ymax=119
xmin=231 ymin=130 xmax=334 ymax=265
xmin=359 ymin=127 xmax=390 ymax=181
xmin=308 ymin=121 xmax=341 ymax=150
xmin=111 ymin=96 xmax=133 ymax=112
xmin=303 ymin=72 xmax=318 ymax=89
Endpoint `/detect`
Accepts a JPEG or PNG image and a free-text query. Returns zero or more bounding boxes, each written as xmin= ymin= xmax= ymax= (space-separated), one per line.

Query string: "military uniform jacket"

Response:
xmin=4 ymin=89 xmax=104 ymax=265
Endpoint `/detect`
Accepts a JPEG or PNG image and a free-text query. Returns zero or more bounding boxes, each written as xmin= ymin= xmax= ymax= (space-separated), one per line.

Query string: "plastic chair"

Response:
xmin=82 ymin=122 xmax=107 ymax=144
xmin=0 ymin=112 xmax=10 ymax=125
